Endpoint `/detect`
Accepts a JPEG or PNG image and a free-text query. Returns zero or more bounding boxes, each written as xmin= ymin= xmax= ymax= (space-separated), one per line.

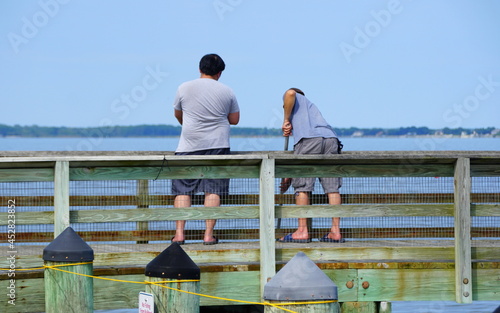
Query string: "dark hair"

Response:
xmin=199 ymin=54 xmax=226 ymax=76
xmin=289 ymin=88 xmax=305 ymax=96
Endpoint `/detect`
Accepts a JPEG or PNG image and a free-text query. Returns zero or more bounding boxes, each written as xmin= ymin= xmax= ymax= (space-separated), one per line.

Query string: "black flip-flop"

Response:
xmin=203 ymin=236 xmax=219 ymax=245
xmin=319 ymin=233 xmax=345 ymax=243
xmin=276 ymin=233 xmax=311 ymax=243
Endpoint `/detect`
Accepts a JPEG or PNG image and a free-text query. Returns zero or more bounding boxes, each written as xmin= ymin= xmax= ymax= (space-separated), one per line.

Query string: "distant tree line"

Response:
xmin=0 ymin=124 xmax=497 ymax=138
xmin=334 ymin=126 xmax=498 ymax=137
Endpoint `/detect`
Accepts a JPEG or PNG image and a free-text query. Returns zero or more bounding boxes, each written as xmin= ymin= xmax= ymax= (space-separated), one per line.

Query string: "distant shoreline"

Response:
xmin=0 ymin=124 xmax=498 ymax=138
xmin=1 ymin=134 xmax=499 ymax=139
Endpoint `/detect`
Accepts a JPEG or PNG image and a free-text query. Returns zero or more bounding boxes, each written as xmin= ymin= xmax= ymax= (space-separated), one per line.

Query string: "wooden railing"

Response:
xmin=0 ymin=151 xmax=499 ymax=312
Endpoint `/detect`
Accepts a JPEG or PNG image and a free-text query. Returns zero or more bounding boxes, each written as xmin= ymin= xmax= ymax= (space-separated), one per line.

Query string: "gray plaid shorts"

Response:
xmin=292 ymin=137 xmax=342 ymax=193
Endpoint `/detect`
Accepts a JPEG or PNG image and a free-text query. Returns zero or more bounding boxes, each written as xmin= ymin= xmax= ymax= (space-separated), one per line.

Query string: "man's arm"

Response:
xmin=282 ymin=89 xmax=296 ymax=136
xmin=174 ymin=109 xmax=183 ymax=125
xmin=228 ymin=112 xmax=240 ymax=125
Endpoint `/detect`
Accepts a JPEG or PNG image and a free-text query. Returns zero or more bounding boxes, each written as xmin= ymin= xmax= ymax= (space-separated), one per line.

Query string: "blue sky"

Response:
xmin=1 ymin=0 xmax=499 ymax=130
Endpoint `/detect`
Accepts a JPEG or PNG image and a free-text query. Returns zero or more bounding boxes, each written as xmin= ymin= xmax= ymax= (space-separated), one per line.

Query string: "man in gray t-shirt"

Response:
xmin=171 ymin=54 xmax=240 ymax=245
xmin=173 ymin=74 xmax=239 ymax=152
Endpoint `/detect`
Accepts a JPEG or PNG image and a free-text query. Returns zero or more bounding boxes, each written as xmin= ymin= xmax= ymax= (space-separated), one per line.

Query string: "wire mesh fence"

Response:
xmin=2 ymin=174 xmax=499 ymax=254
xmin=471 ymin=176 xmax=500 ymax=240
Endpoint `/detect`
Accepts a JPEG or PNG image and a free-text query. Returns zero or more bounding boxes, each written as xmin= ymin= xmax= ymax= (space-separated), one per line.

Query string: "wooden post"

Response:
xmin=454 ymin=157 xmax=472 ymax=303
xmin=54 ymin=161 xmax=70 ymax=237
xmin=145 ymin=243 xmax=200 ymax=313
xmin=43 ymin=227 xmax=94 ymax=313
xmin=259 ymin=157 xmax=276 ymax=295
xmin=263 ymin=252 xmax=339 ymax=313
xmin=136 ymin=179 xmax=149 ymax=244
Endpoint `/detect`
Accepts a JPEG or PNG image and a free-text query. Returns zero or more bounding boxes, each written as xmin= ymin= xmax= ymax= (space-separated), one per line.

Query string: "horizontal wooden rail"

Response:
xmin=1 ymin=193 xmax=498 ymax=207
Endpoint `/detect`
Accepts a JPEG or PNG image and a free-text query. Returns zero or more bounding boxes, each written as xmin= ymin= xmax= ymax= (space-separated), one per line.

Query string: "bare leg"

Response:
xmin=173 ymin=195 xmax=191 ymax=242
xmin=279 ymin=191 xmax=310 ymax=240
xmin=326 ymin=192 xmax=342 ymax=241
xmin=203 ymin=193 xmax=220 ymax=242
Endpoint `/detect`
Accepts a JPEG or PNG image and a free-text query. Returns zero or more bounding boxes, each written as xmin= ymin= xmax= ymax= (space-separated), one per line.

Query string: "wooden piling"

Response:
xmin=44 ymin=261 xmax=93 ymax=313
xmin=145 ymin=243 xmax=200 ymax=313
xmin=43 ymin=227 xmax=94 ymax=313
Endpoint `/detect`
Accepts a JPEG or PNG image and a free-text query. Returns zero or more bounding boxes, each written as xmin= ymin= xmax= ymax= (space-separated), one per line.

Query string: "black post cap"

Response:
xmin=145 ymin=243 xmax=200 ymax=279
xmin=43 ymin=227 xmax=94 ymax=262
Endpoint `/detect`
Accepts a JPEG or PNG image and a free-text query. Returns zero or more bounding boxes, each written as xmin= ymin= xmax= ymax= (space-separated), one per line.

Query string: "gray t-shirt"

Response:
xmin=290 ymin=93 xmax=337 ymax=146
xmin=173 ymin=78 xmax=239 ymax=152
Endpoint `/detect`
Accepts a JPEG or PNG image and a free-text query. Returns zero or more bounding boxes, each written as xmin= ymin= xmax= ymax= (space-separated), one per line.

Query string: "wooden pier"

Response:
xmin=0 ymin=151 xmax=499 ymax=312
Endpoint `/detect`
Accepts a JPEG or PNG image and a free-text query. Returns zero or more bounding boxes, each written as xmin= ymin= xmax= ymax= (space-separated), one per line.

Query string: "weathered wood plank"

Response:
xmin=0 ymin=211 xmax=54 ymax=225
xmin=259 ymin=158 xmax=276 ymax=295
xmin=275 ymin=164 xmax=455 ymax=178
xmin=93 ymin=274 xmax=143 ymax=310
xmin=454 ymin=158 xmax=473 ymax=303
xmin=0 ymin=168 xmax=54 ymax=182
xmin=53 ymin=161 xmax=69 ymax=237
xmin=276 ymin=247 xmax=456 ymax=263
xmin=472 ymin=204 xmax=500 ymax=216
xmin=69 ymin=165 xmax=260 ymax=180
xmin=472 ymin=269 xmax=500 ymax=300
xmin=472 ymin=246 xmax=500 ymax=260
xmin=69 ymin=206 xmax=260 ymax=223
xmin=1 ymin=150 xmax=497 ymax=160
xmin=470 ymin=164 xmax=500 ymax=176
xmin=0 ymin=277 xmax=45 ymax=312
xmin=356 ymin=268 xmax=456 ymax=301
xmin=0 ymin=153 xmax=266 ymax=167
xmin=355 ymin=268 xmax=500 ymax=301
xmin=4 ymin=246 xmax=498 ymax=272
xmin=276 ymin=204 xmax=455 ymax=218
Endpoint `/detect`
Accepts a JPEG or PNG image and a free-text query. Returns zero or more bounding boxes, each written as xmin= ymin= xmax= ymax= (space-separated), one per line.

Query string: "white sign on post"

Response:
xmin=139 ymin=291 xmax=154 ymax=313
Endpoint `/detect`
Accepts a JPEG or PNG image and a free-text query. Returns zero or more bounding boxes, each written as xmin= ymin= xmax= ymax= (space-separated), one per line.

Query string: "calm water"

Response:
xmin=2 ymin=137 xmax=499 ymax=312
xmin=1 ymin=136 xmax=499 ymax=151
